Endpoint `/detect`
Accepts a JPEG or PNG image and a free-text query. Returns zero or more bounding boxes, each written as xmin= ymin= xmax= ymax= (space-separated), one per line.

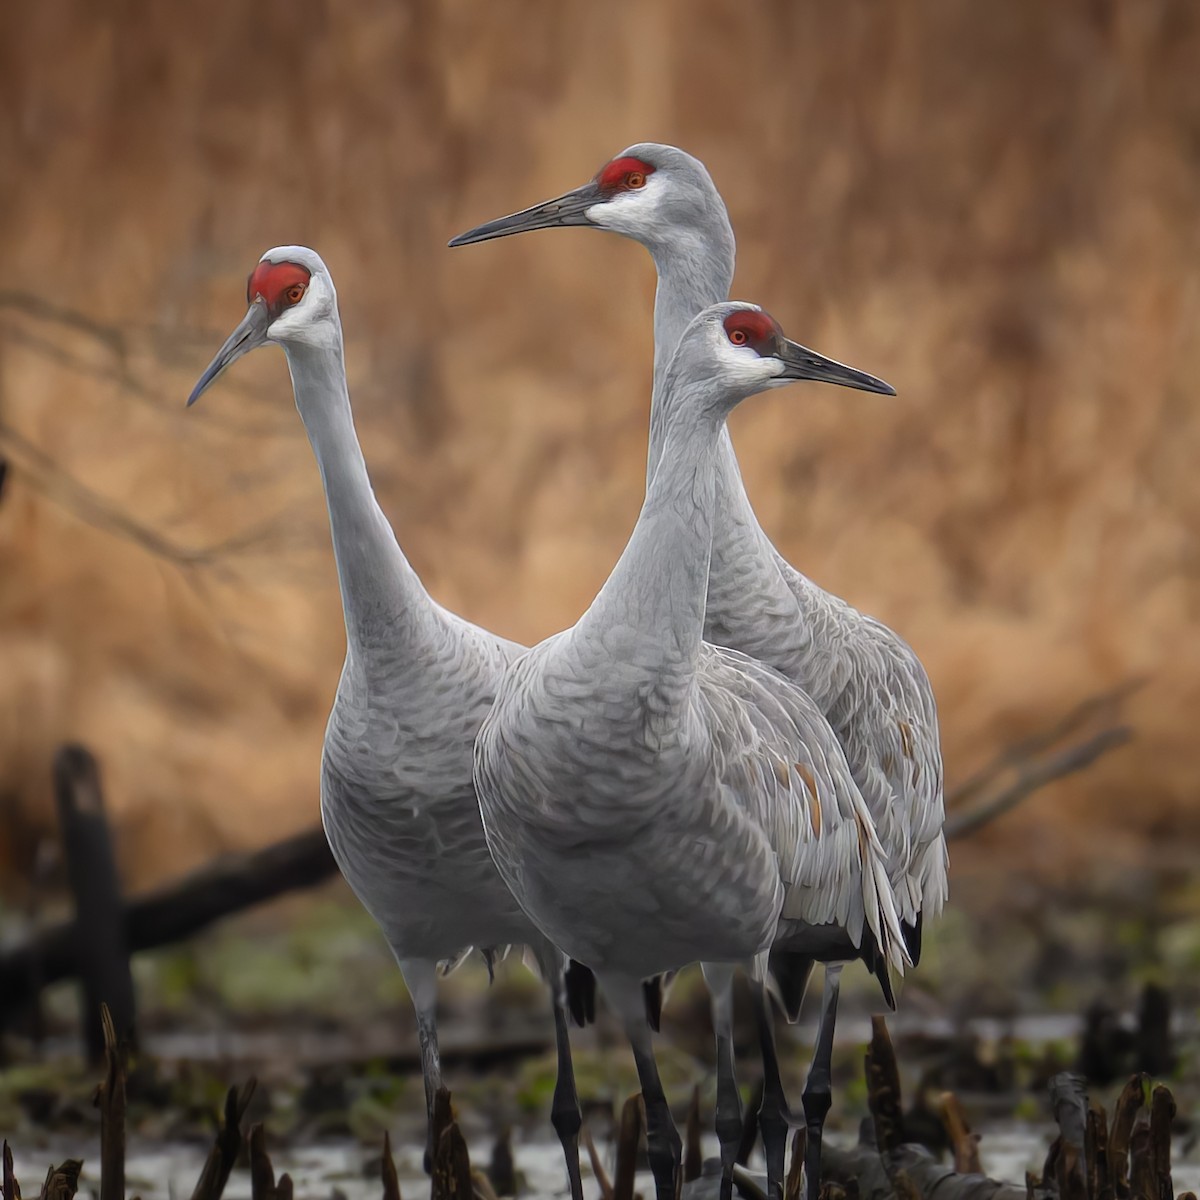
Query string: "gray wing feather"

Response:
xmin=707 ymin=541 xmax=949 ymax=932
xmin=694 ymin=643 xmax=908 ymax=976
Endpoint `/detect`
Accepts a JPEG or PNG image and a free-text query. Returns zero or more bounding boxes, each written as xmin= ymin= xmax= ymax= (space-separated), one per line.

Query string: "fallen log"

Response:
xmin=823 ymin=1141 xmax=1039 ymax=1200
xmin=681 ymin=1149 xmax=1042 ymax=1200
xmin=0 ymin=827 xmax=336 ymax=1021
xmin=0 ymin=679 xmax=1138 ymax=1036
xmin=54 ymin=745 xmax=136 ymax=1060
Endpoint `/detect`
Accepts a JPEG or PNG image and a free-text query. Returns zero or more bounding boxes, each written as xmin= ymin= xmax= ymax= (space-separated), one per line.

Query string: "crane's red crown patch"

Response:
xmin=247 ymin=260 xmax=311 ymax=315
xmin=596 ymin=156 xmax=656 ymax=194
xmin=723 ymin=309 xmax=780 ymax=355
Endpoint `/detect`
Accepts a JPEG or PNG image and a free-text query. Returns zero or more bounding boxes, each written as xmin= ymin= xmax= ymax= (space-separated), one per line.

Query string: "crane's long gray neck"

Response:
xmin=644 ymin=215 xmax=761 ymax=563
xmin=284 ymin=332 xmax=432 ymax=653
xmin=583 ymin=392 xmax=720 ymax=679
xmin=647 ymin=227 xmax=734 ymax=478
xmin=645 ymin=205 xmax=800 ymax=658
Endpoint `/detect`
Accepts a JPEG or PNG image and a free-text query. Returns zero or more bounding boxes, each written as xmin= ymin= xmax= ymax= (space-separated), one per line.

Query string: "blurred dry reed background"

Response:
xmin=1 ymin=0 xmax=1198 ymax=896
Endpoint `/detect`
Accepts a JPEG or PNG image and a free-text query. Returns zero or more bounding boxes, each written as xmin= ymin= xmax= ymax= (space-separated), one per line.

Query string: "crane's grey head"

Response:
xmin=448 ymin=143 xmax=733 ymax=260
xmin=669 ymin=302 xmax=896 ymax=415
xmin=187 ymin=246 xmax=337 ymax=407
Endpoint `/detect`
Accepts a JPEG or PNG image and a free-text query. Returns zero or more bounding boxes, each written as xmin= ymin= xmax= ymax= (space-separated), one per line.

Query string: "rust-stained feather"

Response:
xmin=794 ymin=761 xmax=821 ymax=837
xmin=854 ymin=811 xmax=870 ymax=861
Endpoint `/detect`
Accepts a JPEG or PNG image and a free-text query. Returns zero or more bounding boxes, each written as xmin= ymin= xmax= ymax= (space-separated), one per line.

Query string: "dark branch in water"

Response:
xmin=0 ymin=827 xmax=337 ymax=1020
xmin=431 ymin=1087 xmax=472 ymax=1200
xmin=95 ymin=1004 xmax=127 ymax=1200
xmin=190 ymin=1080 xmax=257 ymax=1200
xmin=0 ymin=1018 xmax=1189 ymax=1200
xmin=381 ymin=1132 xmax=402 ymax=1200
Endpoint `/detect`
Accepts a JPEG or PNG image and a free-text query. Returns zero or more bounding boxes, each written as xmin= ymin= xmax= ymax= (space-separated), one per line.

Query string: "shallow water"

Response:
xmin=22 ymin=1012 xmax=1099 ymax=1071
xmin=12 ymin=1124 xmax=1200 ymax=1200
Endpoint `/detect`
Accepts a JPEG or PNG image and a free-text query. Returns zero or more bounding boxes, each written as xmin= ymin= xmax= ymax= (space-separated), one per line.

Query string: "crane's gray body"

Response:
xmin=476 ymin=634 xmax=896 ymax=981
xmin=225 ymin=247 xmax=558 ymax=988
xmin=192 ymin=246 xmax=592 ymax=1200
xmin=320 ymin=602 xmax=535 ymax=966
xmin=621 ymin=145 xmax=948 ymax=931
xmin=451 ymin=143 xmax=946 ymax=964
xmin=474 ymin=312 xmax=905 ymax=998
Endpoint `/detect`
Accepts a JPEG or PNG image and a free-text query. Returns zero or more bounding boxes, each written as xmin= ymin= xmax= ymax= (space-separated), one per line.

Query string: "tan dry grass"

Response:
xmin=1 ymin=0 xmax=1198 ymax=890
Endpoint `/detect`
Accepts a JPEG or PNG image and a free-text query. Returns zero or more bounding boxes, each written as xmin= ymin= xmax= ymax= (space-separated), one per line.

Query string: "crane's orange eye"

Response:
xmin=729 ymin=329 xmax=748 ymax=346
xmin=626 ymin=171 xmax=646 ymax=189
xmin=285 ymin=284 xmax=306 ymax=304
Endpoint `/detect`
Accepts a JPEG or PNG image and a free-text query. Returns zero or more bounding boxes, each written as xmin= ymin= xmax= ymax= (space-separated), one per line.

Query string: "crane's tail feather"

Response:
xmin=565 ymin=959 xmax=597 ymax=1027
xmin=437 ymin=946 xmax=477 ymax=977
xmin=558 ymin=961 xmax=668 ymax=1029
xmin=914 ymin=836 xmax=950 ymax=922
xmin=861 ymin=929 xmax=898 ymax=1010
xmin=643 ymin=974 xmax=673 ymax=1032
xmin=861 ymin=829 xmax=909 ymax=981
xmin=902 ymin=912 xmax=923 ymax=968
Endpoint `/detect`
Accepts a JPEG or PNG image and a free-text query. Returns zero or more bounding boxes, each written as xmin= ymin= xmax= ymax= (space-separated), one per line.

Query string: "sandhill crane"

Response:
xmin=474 ymin=301 xmax=907 ymax=1200
xmin=187 ymin=247 xmax=587 ymax=1200
xmin=452 ymin=145 xmax=949 ymax=1198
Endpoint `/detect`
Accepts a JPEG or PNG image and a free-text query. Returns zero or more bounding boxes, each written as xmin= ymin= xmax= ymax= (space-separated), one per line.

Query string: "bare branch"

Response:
xmin=0 ymin=290 xmax=129 ymax=359
xmin=1 ymin=294 xmax=295 ymax=439
xmin=945 ymin=726 xmax=1131 ymax=841
xmin=947 ymin=677 xmax=1145 ymax=810
xmin=0 ymin=418 xmax=291 ymax=572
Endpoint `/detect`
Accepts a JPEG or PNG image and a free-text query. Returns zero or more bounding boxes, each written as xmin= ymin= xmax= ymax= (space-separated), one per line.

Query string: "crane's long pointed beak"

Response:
xmin=187 ymin=302 xmax=271 ymax=407
xmin=448 ymin=182 xmax=603 ymax=247
xmin=775 ymin=336 xmax=896 ymax=396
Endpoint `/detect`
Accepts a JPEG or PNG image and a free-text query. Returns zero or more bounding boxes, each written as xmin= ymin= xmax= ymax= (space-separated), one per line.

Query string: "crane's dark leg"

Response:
xmin=801 ymin=964 xmax=842 ymax=1200
xmin=550 ymin=993 xmax=586 ymax=1200
xmin=604 ymin=972 xmax=680 ymax=1200
xmin=703 ymin=964 xmax=743 ymax=1200
xmin=600 ymin=972 xmax=680 ymax=1200
xmin=751 ymin=982 xmax=791 ymax=1200
xmin=400 ymin=958 xmax=443 ymax=1174
xmin=629 ymin=1028 xmax=682 ymax=1200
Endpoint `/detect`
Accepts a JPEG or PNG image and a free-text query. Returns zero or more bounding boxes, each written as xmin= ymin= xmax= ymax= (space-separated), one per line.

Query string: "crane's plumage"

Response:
xmin=478 ymin=632 xmax=903 ymax=978
xmin=320 ymin=598 xmax=529 ymax=962
xmin=452 ymin=146 xmax=947 ymax=938
xmin=474 ymin=301 xmax=907 ymax=1200
xmin=452 ymin=144 xmax=948 ymax=1200
xmin=188 ymin=246 xmax=585 ymax=1200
